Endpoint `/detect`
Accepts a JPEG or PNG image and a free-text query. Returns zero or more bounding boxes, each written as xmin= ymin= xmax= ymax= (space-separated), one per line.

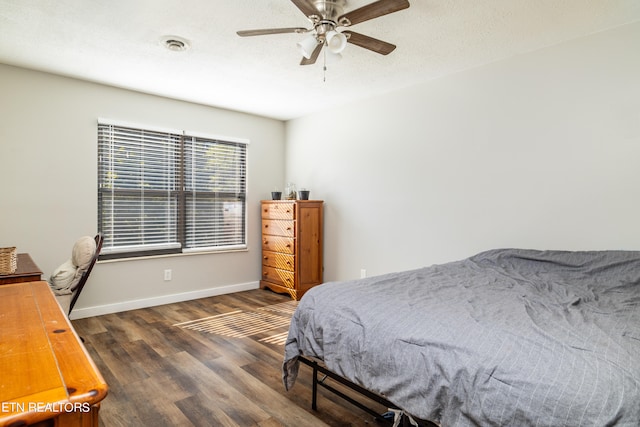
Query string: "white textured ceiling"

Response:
xmin=0 ymin=0 xmax=639 ymax=121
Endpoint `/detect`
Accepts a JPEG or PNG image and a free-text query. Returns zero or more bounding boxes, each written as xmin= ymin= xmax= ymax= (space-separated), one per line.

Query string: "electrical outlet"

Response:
xmin=360 ymin=269 xmax=367 ymax=279
xmin=164 ymin=269 xmax=172 ymax=281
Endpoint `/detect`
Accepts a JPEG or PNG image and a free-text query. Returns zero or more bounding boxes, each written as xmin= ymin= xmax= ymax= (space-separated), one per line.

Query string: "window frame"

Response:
xmin=97 ymin=119 xmax=249 ymax=261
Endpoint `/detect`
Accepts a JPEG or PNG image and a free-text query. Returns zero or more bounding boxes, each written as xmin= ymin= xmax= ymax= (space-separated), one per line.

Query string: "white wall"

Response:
xmin=286 ymin=22 xmax=640 ymax=282
xmin=0 ymin=64 xmax=286 ymax=317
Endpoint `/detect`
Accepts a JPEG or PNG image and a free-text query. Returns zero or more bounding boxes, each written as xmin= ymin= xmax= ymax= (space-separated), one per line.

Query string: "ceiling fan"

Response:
xmin=237 ymin=0 xmax=410 ymax=65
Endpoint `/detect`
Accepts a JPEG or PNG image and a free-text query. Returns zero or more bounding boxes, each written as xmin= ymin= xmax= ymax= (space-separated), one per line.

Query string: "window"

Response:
xmin=97 ymin=120 xmax=248 ymax=259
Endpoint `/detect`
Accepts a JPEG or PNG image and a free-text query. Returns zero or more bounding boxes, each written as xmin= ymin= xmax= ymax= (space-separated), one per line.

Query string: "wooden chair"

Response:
xmin=67 ymin=233 xmax=103 ymax=316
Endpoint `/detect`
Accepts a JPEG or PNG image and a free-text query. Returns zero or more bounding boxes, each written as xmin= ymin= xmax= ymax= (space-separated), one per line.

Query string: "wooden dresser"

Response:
xmin=260 ymin=200 xmax=323 ymax=300
xmin=0 ymin=253 xmax=42 ymax=285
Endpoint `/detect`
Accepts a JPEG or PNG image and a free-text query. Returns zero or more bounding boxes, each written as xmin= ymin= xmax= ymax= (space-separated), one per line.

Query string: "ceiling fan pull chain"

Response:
xmin=323 ymin=49 xmax=327 ymax=82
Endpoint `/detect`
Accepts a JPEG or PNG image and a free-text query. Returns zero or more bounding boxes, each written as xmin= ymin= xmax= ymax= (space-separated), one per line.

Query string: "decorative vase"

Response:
xmin=285 ymin=182 xmax=297 ymax=200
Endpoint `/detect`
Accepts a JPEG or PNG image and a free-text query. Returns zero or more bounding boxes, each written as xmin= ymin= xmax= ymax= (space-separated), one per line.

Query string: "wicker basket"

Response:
xmin=0 ymin=247 xmax=17 ymax=275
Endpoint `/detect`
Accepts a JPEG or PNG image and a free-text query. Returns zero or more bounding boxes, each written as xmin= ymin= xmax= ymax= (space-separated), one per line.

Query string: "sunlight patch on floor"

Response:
xmin=174 ymin=300 xmax=298 ymax=344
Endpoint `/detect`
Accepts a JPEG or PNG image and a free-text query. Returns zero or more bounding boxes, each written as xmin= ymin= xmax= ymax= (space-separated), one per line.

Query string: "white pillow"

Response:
xmin=49 ymin=259 xmax=77 ymax=294
xmin=72 ymin=236 xmax=96 ymax=270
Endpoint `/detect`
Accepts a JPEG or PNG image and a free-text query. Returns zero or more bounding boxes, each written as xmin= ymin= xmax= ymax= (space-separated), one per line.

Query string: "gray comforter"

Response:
xmin=283 ymin=249 xmax=640 ymax=426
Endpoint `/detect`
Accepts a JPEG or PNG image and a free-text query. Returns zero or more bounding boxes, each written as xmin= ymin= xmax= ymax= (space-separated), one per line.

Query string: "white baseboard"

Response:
xmin=70 ymin=281 xmax=260 ymax=320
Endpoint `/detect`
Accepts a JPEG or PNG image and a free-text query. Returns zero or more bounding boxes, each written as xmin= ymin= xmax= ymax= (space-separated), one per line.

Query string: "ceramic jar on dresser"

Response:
xmin=260 ymin=200 xmax=323 ymax=300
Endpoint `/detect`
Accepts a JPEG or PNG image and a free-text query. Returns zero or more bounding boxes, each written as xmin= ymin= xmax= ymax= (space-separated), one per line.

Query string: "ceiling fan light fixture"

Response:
xmin=326 ymin=30 xmax=347 ymax=54
xmin=297 ymin=35 xmax=318 ymax=59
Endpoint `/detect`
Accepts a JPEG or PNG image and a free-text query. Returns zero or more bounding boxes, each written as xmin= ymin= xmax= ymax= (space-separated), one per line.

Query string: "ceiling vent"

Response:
xmin=161 ymin=36 xmax=190 ymax=52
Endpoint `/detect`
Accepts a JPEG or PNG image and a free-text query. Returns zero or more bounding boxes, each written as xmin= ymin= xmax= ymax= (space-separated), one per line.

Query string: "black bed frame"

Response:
xmin=299 ymin=356 xmax=437 ymax=427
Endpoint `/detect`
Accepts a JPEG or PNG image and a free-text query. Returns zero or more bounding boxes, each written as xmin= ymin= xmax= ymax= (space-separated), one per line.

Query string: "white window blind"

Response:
xmin=98 ymin=121 xmax=247 ymax=258
xmin=184 ymin=136 xmax=247 ymax=251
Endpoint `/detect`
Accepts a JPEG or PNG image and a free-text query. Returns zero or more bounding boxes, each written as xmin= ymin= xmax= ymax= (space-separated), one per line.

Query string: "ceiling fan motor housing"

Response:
xmin=311 ymin=0 xmax=347 ymax=23
xmin=309 ymin=0 xmax=349 ymax=40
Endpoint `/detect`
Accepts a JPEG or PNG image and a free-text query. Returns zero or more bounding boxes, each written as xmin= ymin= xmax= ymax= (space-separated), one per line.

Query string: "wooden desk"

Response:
xmin=0 ymin=253 xmax=43 ymax=285
xmin=0 ymin=281 xmax=108 ymax=427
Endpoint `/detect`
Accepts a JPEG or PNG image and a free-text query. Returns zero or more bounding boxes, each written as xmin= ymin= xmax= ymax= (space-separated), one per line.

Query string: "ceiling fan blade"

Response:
xmin=290 ymin=0 xmax=321 ymax=18
xmin=338 ymin=0 xmax=410 ymax=26
xmin=237 ymin=27 xmax=308 ymax=37
xmin=300 ymin=43 xmax=323 ymax=65
xmin=343 ymin=31 xmax=396 ymax=55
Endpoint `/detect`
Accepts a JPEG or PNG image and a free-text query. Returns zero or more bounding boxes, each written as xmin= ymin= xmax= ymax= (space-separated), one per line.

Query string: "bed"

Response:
xmin=283 ymin=248 xmax=640 ymax=426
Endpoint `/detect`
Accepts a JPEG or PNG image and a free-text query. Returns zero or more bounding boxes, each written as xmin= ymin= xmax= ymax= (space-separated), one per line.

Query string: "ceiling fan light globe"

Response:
xmin=326 ymin=31 xmax=347 ymax=54
xmin=297 ymin=35 xmax=318 ymax=59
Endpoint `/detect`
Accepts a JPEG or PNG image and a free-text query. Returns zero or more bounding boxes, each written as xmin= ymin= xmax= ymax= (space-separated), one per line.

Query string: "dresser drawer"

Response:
xmin=262 ymin=266 xmax=295 ymax=289
xmin=262 ymin=219 xmax=295 ymax=237
xmin=262 ymin=202 xmax=295 ymax=220
xmin=262 ymin=235 xmax=294 ymax=254
xmin=262 ymin=250 xmax=295 ymax=271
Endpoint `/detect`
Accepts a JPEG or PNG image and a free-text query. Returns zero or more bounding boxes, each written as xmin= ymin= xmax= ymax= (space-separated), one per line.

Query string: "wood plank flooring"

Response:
xmin=72 ymin=289 xmax=390 ymax=427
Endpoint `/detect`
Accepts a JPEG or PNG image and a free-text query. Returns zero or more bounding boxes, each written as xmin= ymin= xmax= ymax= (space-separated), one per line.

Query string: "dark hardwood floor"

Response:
xmin=72 ymin=289 xmax=390 ymax=427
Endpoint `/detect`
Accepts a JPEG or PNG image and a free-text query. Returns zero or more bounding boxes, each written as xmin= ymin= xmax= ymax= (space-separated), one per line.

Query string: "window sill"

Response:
xmin=97 ymin=247 xmax=249 ymax=264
